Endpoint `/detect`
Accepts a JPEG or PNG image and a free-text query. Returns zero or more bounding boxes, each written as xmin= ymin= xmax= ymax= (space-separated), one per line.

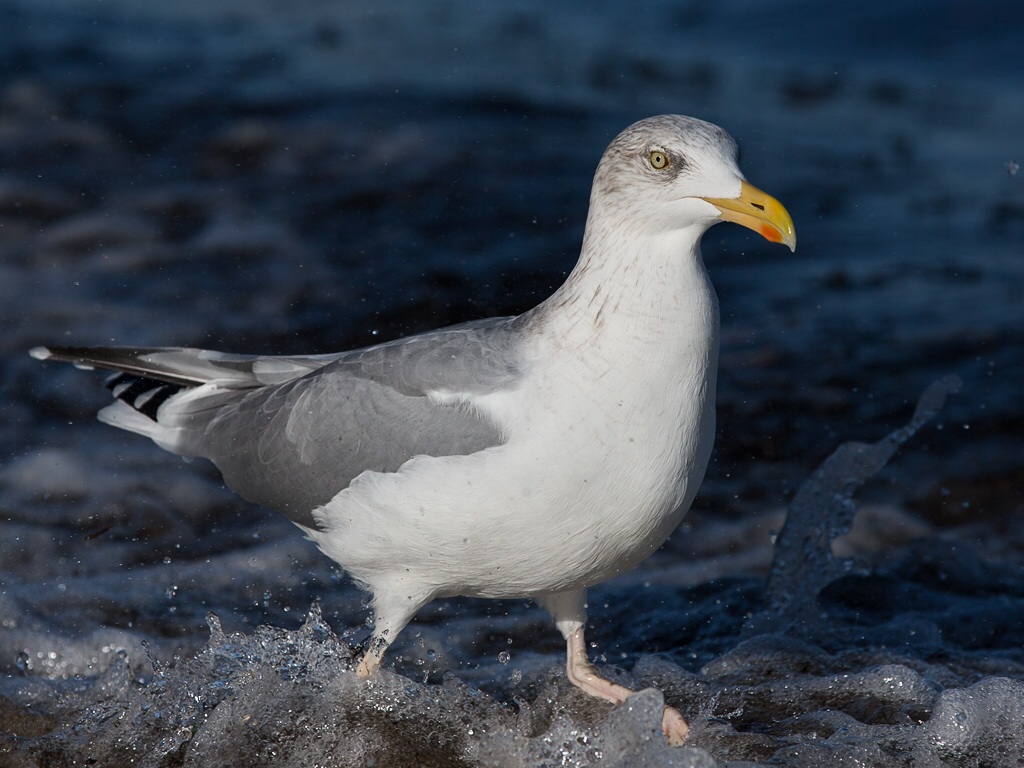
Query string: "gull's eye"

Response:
xmin=648 ymin=150 xmax=670 ymax=170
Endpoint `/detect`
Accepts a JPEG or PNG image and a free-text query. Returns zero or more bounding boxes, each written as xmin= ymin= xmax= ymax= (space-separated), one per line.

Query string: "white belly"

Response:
xmin=311 ymin=336 xmax=717 ymax=601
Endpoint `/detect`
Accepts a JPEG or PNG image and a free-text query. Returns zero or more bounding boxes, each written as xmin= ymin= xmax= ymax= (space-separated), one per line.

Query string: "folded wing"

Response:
xmin=31 ymin=317 xmax=524 ymax=528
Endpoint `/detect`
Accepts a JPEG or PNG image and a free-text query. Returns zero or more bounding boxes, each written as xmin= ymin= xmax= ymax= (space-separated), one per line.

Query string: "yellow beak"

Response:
xmin=703 ymin=180 xmax=796 ymax=251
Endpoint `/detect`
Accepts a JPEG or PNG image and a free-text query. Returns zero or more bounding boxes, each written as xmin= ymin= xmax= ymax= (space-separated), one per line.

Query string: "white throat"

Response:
xmin=528 ymin=203 xmax=720 ymax=374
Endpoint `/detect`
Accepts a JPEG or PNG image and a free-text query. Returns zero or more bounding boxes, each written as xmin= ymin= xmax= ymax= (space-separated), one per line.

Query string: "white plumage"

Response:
xmin=31 ymin=114 xmax=795 ymax=744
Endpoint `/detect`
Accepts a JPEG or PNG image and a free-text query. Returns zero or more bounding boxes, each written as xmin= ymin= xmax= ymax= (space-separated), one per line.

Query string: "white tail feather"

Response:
xmin=98 ymin=401 xmax=186 ymax=455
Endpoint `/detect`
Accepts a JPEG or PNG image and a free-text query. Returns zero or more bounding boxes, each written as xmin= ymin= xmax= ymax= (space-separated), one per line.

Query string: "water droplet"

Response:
xmin=498 ymin=651 xmax=510 ymax=664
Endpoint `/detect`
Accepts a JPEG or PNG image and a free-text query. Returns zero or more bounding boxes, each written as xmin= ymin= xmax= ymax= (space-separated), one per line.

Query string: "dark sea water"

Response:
xmin=1 ymin=1 xmax=1023 ymax=765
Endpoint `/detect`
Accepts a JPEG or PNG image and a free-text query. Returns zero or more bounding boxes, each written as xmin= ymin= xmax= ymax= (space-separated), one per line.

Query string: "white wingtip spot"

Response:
xmin=29 ymin=346 xmax=52 ymax=360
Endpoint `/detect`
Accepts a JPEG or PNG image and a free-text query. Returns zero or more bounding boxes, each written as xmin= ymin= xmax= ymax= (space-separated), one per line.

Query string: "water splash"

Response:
xmin=746 ymin=375 xmax=962 ymax=637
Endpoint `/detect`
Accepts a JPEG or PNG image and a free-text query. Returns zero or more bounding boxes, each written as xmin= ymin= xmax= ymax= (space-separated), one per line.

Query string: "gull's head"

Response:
xmin=592 ymin=115 xmax=796 ymax=251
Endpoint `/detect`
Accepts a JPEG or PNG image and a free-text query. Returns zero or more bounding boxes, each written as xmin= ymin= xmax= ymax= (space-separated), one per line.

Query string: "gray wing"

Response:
xmin=37 ymin=317 xmax=525 ymax=529
xmin=189 ymin=317 xmax=523 ymax=526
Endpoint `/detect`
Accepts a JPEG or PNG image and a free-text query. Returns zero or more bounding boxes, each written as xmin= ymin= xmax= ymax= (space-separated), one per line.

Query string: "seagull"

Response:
xmin=31 ymin=115 xmax=795 ymax=744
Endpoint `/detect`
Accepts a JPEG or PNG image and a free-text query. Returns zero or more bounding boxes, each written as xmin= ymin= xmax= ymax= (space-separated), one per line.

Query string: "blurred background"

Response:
xmin=1 ymin=1 xmax=1023 ymax=764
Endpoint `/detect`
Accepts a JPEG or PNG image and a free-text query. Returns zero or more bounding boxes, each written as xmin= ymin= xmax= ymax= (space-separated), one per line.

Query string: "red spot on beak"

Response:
xmin=761 ymin=224 xmax=782 ymax=243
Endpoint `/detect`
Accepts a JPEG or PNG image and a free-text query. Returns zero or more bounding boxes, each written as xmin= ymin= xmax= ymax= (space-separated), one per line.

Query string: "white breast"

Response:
xmin=312 ymin=244 xmax=719 ymax=601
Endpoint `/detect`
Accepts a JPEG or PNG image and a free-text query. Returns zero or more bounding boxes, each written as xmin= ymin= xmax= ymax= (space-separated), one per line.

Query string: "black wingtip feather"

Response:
xmin=106 ymin=373 xmax=183 ymax=421
xmin=136 ymin=384 xmax=179 ymax=420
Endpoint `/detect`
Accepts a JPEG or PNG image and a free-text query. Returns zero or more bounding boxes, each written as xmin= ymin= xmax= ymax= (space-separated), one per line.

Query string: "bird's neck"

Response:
xmin=528 ymin=208 xmax=720 ymax=367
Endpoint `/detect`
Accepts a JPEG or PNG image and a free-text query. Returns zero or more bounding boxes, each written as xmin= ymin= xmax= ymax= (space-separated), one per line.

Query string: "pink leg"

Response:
xmin=540 ymin=590 xmax=689 ymax=745
xmin=355 ymin=587 xmax=429 ymax=678
xmin=355 ymin=636 xmax=387 ymax=678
